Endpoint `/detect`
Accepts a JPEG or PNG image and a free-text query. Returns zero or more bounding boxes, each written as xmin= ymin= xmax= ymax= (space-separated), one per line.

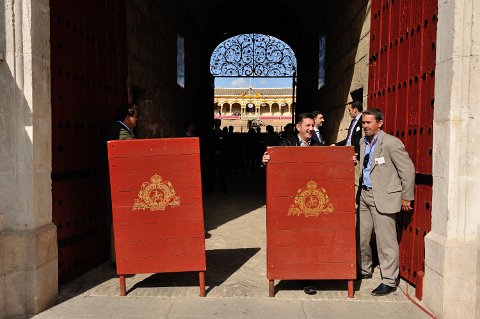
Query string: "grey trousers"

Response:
xmin=359 ymin=188 xmax=399 ymax=287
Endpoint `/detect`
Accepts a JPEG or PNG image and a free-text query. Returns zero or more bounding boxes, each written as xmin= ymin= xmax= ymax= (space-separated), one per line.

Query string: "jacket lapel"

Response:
xmin=312 ymin=130 xmax=320 ymax=143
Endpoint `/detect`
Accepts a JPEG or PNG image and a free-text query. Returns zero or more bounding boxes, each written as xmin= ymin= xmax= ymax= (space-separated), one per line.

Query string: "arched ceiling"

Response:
xmin=179 ymin=0 xmax=335 ymax=48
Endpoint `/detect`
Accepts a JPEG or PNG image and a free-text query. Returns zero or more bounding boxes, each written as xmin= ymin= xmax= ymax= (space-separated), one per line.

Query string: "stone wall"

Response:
xmin=126 ymin=0 xmax=211 ymax=138
xmin=0 ymin=0 xmax=57 ymax=317
xmin=424 ymin=0 xmax=480 ymax=318
xmin=300 ymin=0 xmax=370 ymax=144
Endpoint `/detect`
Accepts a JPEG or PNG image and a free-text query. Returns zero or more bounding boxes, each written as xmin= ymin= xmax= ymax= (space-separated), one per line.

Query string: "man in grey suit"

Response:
xmin=358 ymin=108 xmax=415 ymax=296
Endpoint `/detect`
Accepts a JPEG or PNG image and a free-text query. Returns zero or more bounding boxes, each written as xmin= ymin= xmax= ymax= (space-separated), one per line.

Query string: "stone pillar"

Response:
xmin=424 ymin=1 xmax=480 ymax=318
xmin=0 ymin=0 xmax=57 ymax=318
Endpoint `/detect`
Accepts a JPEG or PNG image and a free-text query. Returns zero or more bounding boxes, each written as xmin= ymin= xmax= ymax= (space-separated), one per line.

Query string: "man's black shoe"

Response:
xmin=371 ymin=283 xmax=397 ymax=296
xmin=303 ymin=285 xmax=317 ymax=295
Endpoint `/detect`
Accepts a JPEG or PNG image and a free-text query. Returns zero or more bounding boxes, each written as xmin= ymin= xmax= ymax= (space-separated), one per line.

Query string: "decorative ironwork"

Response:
xmin=210 ymin=34 xmax=297 ymax=77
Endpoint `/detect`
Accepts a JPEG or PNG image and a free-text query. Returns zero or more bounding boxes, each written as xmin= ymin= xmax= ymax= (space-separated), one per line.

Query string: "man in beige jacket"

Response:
xmin=358 ymin=108 xmax=415 ymax=296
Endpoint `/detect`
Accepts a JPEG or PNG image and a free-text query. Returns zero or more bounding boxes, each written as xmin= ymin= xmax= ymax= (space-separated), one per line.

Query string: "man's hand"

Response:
xmin=262 ymin=151 xmax=271 ymax=165
xmin=353 ymin=153 xmax=358 ymax=165
xmin=401 ymin=199 xmax=413 ymax=211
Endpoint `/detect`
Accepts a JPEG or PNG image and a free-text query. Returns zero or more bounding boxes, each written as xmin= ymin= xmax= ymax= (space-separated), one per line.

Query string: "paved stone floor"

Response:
xmin=42 ymin=173 xmax=436 ymax=319
xmin=48 ymin=172 xmax=432 ymax=318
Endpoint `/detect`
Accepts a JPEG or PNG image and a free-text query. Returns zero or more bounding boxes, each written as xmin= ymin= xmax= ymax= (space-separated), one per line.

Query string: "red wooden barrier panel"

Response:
xmin=266 ymin=146 xmax=356 ymax=298
xmin=107 ymin=137 xmax=206 ymax=296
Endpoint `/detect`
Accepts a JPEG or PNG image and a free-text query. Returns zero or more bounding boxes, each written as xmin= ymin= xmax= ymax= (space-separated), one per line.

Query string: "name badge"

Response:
xmin=375 ymin=157 xmax=385 ymax=165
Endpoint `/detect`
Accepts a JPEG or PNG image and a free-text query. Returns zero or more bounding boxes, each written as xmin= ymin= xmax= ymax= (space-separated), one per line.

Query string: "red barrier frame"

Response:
xmin=266 ymin=147 xmax=356 ymax=298
xmin=108 ymin=137 xmax=206 ymax=296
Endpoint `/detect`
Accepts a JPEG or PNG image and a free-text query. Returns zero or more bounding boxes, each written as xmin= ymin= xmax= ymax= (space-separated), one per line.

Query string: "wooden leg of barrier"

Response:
xmin=199 ymin=271 xmax=206 ymax=297
xmin=347 ymin=280 xmax=354 ymax=298
xmin=415 ymin=271 xmax=424 ymax=301
xmin=268 ymin=280 xmax=275 ymax=297
xmin=119 ymin=275 xmax=126 ymax=296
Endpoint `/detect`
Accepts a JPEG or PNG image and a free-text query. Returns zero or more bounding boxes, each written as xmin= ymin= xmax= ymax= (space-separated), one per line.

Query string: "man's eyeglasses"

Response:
xmin=363 ymin=153 xmax=370 ymax=168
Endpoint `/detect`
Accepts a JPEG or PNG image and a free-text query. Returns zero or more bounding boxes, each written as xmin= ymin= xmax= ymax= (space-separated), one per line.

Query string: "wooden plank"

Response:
xmin=113 ymin=221 xmax=205 ymax=242
xmin=268 ymin=246 xmax=355 ymax=264
xmin=267 ymin=193 xmax=354 ymax=214
xmin=109 ymin=155 xmax=200 ymax=175
xmin=267 ymin=228 xmax=355 ymax=247
xmin=110 ymin=172 xmax=202 ymax=189
xmin=267 ymin=163 xmax=353 ymax=179
xmin=267 ymin=214 xmax=354 ymax=231
xmin=267 ymin=263 xmax=356 ymax=280
xmin=266 ymin=146 xmax=354 ymax=164
xmin=116 ymin=237 xmax=205 ymax=258
xmin=111 ymin=189 xmax=202 ymax=207
xmin=108 ymin=137 xmax=200 ymax=158
xmin=113 ymin=207 xmax=204 ymax=225
xmin=117 ymin=254 xmax=206 ymax=275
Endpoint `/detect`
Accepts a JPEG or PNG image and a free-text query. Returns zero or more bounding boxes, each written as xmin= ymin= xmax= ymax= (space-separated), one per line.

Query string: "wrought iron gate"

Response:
xmin=368 ymin=0 xmax=437 ymax=296
xmin=50 ymin=0 xmax=128 ymax=282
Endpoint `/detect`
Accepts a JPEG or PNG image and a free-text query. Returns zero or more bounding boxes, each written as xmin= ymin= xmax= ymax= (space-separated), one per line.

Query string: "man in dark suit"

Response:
xmin=333 ymin=101 xmax=364 ymax=204
xmin=262 ymin=113 xmax=322 ymax=165
xmin=206 ymin=119 xmax=228 ymax=193
xmin=311 ymin=111 xmax=326 ymax=145
xmin=334 ymin=101 xmax=363 ymax=159
xmin=358 ymin=108 xmax=415 ymax=296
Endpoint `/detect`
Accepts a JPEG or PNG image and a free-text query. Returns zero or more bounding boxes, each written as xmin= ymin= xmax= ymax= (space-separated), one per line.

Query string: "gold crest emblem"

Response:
xmin=133 ymin=174 xmax=180 ymax=211
xmin=288 ymin=180 xmax=334 ymax=217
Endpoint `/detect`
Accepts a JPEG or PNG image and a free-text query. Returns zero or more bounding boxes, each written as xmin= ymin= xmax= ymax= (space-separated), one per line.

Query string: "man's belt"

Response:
xmin=361 ymin=186 xmax=372 ymax=190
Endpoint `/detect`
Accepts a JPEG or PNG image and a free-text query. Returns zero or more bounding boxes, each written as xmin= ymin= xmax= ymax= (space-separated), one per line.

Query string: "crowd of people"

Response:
xmin=202 ymin=119 xmax=295 ymax=194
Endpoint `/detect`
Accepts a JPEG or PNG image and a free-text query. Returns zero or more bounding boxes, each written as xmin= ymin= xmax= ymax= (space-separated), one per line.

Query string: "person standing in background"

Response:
xmin=107 ymin=103 xmax=138 ymax=141
xmin=333 ymin=101 xmax=364 ymax=205
xmin=106 ymin=102 xmax=138 ymax=268
xmin=311 ymin=111 xmax=326 ymax=145
xmin=184 ymin=121 xmax=196 ymax=137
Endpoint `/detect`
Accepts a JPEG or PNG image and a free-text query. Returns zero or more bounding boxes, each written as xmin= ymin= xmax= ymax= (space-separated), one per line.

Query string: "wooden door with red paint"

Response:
xmin=50 ymin=0 xmax=128 ymax=283
xmin=367 ymin=0 xmax=437 ymax=299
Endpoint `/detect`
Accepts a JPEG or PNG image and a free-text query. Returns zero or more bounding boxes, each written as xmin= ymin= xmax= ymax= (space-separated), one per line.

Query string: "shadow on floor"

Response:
xmin=58 ymin=262 xmax=118 ymax=302
xmin=125 ymin=248 xmax=261 ymax=295
xmin=205 ymin=247 xmax=261 ymax=294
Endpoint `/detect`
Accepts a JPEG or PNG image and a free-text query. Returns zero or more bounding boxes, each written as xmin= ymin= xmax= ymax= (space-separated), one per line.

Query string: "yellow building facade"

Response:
xmin=214 ymin=87 xmax=294 ymax=132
